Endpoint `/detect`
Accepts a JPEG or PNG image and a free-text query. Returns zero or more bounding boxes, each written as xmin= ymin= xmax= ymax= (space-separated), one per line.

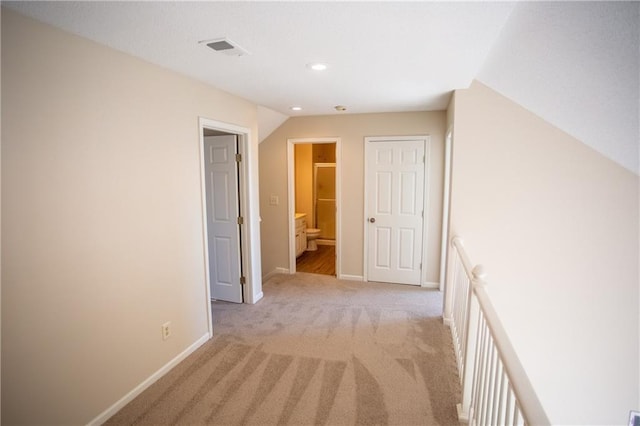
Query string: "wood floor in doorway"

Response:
xmin=296 ymin=244 xmax=335 ymax=276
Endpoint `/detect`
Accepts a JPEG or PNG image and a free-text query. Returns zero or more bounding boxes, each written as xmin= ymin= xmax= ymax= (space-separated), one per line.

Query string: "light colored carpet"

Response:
xmin=106 ymin=273 xmax=461 ymax=425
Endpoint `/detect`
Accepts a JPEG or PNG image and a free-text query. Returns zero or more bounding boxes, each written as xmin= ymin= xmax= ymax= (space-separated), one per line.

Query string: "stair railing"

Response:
xmin=445 ymin=236 xmax=550 ymax=426
xmin=443 ymin=236 xmax=474 ymax=381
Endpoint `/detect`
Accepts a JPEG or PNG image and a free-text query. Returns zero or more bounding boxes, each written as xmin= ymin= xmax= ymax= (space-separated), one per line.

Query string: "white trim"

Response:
xmin=339 ymin=274 xmax=364 ymax=282
xmin=287 ymin=138 xmax=342 ymax=277
xmin=87 ymin=333 xmax=210 ymax=426
xmin=421 ymin=281 xmax=440 ymax=289
xmin=363 ymin=135 xmax=430 ymax=286
xmin=457 ymin=403 xmax=469 ymax=424
xmin=422 ymin=138 xmax=432 ymax=287
xmin=440 ymin=127 xmax=453 ymax=293
xmin=262 ymin=267 xmax=290 ymax=282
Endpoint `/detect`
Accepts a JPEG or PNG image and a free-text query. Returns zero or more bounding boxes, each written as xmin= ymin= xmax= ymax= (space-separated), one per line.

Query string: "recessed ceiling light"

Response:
xmin=306 ymin=62 xmax=328 ymax=71
xmin=290 ymin=106 xmax=303 ymax=111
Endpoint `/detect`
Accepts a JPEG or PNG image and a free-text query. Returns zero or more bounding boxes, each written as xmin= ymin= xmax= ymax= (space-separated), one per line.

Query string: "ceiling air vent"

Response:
xmin=201 ymin=37 xmax=250 ymax=57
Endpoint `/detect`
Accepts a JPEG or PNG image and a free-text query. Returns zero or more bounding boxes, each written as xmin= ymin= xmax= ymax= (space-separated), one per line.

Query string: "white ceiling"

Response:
xmin=5 ymin=1 xmax=638 ymax=173
xmin=4 ymin=1 xmax=515 ymax=116
xmin=478 ymin=1 xmax=639 ymax=174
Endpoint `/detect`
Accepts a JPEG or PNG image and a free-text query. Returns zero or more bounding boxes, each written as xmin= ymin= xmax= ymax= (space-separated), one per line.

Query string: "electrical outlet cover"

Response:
xmin=162 ymin=322 xmax=171 ymax=340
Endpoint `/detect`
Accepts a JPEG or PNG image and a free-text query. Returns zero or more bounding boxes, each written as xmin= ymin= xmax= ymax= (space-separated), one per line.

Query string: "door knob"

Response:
xmin=369 ymin=217 xmax=376 ymax=223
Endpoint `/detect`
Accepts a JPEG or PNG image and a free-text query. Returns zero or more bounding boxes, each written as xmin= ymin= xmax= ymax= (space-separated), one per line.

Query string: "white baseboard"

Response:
xmin=422 ymin=281 xmax=440 ymax=289
xmin=317 ymin=239 xmax=336 ymax=246
xmin=457 ymin=402 xmax=469 ymax=424
xmin=339 ymin=274 xmax=364 ymax=281
xmin=340 ymin=276 xmax=437 ymax=287
xmin=262 ymin=267 xmax=289 ymax=282
xmin=443 ymin=316 xmax=452 ymax=327
xmin=251 ymin=291 xmax=264 ymax=304
xmin=87 ymin=333 xmax=210 ymax=426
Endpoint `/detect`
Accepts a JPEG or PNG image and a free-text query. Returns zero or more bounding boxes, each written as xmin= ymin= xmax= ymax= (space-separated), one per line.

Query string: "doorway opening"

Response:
xmin=287 ymin=138 xmax=342 ymax=277
xmin=203 ymin=132 xmax=244 ymax=303
xmin=296 ymin=160 xmax=336 ymax=275
xmin=199 ymin=118 xmax=261 ymax=337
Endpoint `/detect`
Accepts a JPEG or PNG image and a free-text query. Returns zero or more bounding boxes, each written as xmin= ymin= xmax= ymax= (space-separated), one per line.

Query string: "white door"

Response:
xmin=204 ymin=135 xmax=243 ymax=303
xmin=365 ymin=138 xmax=425 ymax=285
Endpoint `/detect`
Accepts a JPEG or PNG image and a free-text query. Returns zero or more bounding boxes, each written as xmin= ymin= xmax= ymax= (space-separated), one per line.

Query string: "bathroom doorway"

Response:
xmin=287 ymin=138 xmax=341 ymax=277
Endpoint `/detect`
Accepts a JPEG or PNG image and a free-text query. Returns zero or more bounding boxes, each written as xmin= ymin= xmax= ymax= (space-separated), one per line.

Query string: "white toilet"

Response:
xmin=306 ymin=228 xmax=322 ymax=251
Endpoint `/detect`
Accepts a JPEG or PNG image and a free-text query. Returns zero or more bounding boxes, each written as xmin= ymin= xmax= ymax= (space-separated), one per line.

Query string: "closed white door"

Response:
xmin=204 ymin=135 xmax=243 ymax=303
xmin=366 ymin=138 xmax=425 ymax=285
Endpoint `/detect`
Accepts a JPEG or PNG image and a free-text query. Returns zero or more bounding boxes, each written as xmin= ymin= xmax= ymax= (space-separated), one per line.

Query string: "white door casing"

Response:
xmin=365 ymin=137 xmax=428 ymax=285
xmin=204 ymin=135 xmax=243 ymax=303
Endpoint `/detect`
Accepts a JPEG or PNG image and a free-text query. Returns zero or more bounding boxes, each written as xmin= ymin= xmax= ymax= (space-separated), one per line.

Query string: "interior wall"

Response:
xmin=477 ymin=1 xmax=639 ymax=175
xmin=448 ymin=81 xmax=639 ymax=424
xmin=1 ymin=9 xmax=259 ymax=424
xmin=259 ymin=111 xmax=446 ymax=282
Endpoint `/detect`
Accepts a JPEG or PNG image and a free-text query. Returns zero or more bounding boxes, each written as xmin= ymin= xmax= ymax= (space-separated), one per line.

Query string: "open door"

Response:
xmin=203 ymin=135 xmax=243 ymax=303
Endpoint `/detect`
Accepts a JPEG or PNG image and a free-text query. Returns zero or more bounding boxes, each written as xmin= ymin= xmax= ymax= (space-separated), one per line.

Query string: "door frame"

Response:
xmin=363 ymin=135 xmax=431 ymax=287
xmin=199 ymin=117 xmax=261 ymax=337
xmin=439 ymin=127 xmax=453 ymax=293
xmin=286 ymin=137 xmax=342 ymax=276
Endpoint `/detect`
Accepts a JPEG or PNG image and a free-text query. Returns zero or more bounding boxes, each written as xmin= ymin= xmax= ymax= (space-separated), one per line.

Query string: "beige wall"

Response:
xmin=294 ymin=144 xmax=313 ymax=221
xmin=259 ymin=111 xmax=446 ymax=282
xmin=448 ymin=81 xmax=639 ymax=424
xmin=2 ymin=10 xmax=259 ymax=424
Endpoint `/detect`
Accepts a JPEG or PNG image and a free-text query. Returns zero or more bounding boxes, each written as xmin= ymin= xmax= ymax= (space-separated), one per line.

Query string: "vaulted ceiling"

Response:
xmin=4 ymin=1 xmax=638 ymax=173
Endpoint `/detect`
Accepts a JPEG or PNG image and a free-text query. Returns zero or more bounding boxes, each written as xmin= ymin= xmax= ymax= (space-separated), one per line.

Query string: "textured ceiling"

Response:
xmin=478 ymin=1 xmax=639 ymax=174
xmin=4 ymin=1 xmax=515 ymax=116
xmin=5 ymin=1 xmax=637 ymax=173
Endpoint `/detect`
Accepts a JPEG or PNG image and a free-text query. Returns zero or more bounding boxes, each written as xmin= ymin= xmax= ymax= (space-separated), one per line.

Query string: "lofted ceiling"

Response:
xmin=4 ymin=1 xmax=638 ymax=173
xmin=3 ymin=1 xmax=515 ymax=117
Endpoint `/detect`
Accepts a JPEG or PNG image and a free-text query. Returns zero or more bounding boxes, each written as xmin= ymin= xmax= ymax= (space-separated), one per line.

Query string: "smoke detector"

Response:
xmin=200 ymin=37 xmax=250 ymax=57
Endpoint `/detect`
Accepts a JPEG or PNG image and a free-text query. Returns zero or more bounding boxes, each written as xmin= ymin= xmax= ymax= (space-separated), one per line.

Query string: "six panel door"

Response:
xmin=366 ymin=139 xmax=425 ymax=285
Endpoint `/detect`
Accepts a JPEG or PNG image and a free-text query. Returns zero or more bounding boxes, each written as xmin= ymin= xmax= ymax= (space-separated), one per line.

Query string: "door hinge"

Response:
xmin=239 ymin=276 xmax=246 ymax=285
xmin=237 ymin=216 xmax=244 ymax=225
xmin=235 ymin=153 xmax=242 ymax=162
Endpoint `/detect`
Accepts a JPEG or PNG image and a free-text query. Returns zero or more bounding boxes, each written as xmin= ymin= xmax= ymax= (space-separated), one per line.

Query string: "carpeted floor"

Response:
xmin=106 ymin=273 xmax=461 ymax=425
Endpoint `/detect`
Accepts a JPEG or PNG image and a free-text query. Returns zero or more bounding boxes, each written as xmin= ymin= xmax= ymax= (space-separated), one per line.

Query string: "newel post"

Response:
xmin=443 ymin=236 xmax=463 ymax=324
xmin=457 ymin=264 xmax=488 ymax=423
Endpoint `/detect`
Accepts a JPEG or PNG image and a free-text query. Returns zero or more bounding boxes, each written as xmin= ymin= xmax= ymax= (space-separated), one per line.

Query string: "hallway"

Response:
xmin=106 ymin=273 xmax=461 ymax=425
